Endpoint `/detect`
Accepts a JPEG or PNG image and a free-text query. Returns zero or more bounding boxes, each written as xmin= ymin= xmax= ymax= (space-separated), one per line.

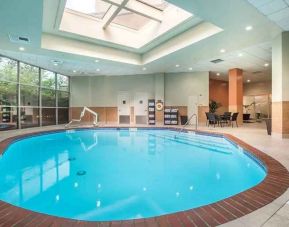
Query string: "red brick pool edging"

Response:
xmin=0 ymin=127 xmax=289 ymax=227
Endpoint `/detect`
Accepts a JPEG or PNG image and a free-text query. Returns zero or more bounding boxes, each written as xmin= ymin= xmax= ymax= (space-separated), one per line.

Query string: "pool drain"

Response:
xmin=77 ymin=170 xmax=86 ymax=176
xmin=68 ymin=157 xmax=76 ymax=161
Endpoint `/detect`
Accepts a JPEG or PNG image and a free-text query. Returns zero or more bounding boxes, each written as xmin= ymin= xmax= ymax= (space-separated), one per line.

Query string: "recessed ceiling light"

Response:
xmin=53 ymin=63 xmax=58 ymax=66
xmin=73 ymin=70 xmax=77 ymax=73
xmin=220 ymin=49 xmax=226 ymax=53
xmin=96 ymin=68 xmax=100 ymax=72
xmin=238 ymin=53 xmax=243 ymax=57
xmin=19 ymin=47 xmax=25 ymax=51
xmin=245 ymin=26 xmax=253 ymax=31
xmin=264 ymin=63 xmax=269 ymax=67
xmin=188 ymin=67 xmax=193 ymax=71
xmin=95 ymin=59 xmax=99 ymax=63
xmin=175 ymin=64 xmax=180 ymax=67
xmin=142 ymin=67 xmax=147 ymax=71
xmin=216 ymin=73 xmax=220 ymax=76
xmin=247 ymin=79 xmax=251 ymax=83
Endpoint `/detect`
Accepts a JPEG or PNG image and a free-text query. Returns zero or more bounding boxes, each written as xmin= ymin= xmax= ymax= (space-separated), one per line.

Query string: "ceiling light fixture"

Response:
xmin=96 ymin=68 xmax=100 ymax=72
xmin=73 ymin=70 xmax=77 ymax=73
xmin=188 ymin=67 xmax=193 ymax=71
xmin=245 ymin=26 xmax=253 ymax=31
xmin=19 ymin=47 xmax=25 ymax=51
xmin=175 ymin=64 xmax=180 ymax=68
xmin=216 ymin=73 xmax=220 ymax=76
xmin=247 ymin=79 xmax=251 ymax=83
xmin=142 ymin=67 xmax=147 ymax=71
xmin=220 ymin=49 xmax=226 ymax=53
xmin=238 ymin=53 xmax=243 ymax=57
xmin=95 ymin=59 xmax=99 ymax=63
xmin=264 ymin=63 xmax=269 ymax=67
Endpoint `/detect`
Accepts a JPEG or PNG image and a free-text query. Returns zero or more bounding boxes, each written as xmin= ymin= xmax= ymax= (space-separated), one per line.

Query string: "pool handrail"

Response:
xmin=177 ymin=113 xmax=198 ymax=135
xmin=65 ymin=106 xmax=98 ymax=128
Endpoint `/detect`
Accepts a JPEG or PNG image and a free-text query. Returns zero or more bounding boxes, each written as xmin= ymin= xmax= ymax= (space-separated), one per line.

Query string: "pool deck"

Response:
xmin=0 ymin=123 xmax=289 ymax=226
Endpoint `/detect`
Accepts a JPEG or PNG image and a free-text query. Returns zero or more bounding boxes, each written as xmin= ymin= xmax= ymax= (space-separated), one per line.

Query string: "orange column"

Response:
xmin=229 ymin=68 xmax=243 ymax=125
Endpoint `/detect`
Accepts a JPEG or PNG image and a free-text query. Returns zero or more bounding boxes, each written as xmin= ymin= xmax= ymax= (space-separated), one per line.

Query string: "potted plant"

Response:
xmin=209 ymin=100 xmax=221 ymax=113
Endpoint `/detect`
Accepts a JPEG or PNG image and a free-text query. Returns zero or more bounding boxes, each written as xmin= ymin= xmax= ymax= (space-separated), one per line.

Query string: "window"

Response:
xmin=57 ymin=74 xmax=69 ymax=91
xmin=41 ymin=70 xmax=56 ymax=89
xmin=0 ymin=56 xmax=70 ymax=130
xmin=42 ymin=88 xmax=56 ymax=107
xmin=20 ymin=85 xmax=39 ymax=106
xmin=0 ymin=81 xmax=17 ymax=106
xmin=0 ymin=57 xmax=17 ymax=82
xmin=112 ymin=9 xmax=151 ymax=30
xmin=58 ymin=91 xmax=69 ymax=107
xmin=20 ymin=63 xmax=39 ymax=85
xmin=137 ymin=0 xmax=168 ymax=11
xmin=66 ymin=0 xmax=111 ymax=19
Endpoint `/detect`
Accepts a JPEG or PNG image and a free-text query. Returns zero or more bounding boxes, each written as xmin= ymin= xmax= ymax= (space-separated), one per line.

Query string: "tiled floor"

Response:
xmin=1 ymin=123 xmax=289 ymax=226
xmin=195 ymin=123 xmax=289 ymax=227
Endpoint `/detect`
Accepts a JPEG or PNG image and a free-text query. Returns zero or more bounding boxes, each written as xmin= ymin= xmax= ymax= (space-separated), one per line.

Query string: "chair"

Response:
xmin=221 ymin=112 xmax=231 ymax=126
xmin=231 ymin=112 xmax=239 ymax=128
xmin=207 ymin=113 xmax=220 ymax=127
xmin=205 ymin=112 xmax=210 ymax=126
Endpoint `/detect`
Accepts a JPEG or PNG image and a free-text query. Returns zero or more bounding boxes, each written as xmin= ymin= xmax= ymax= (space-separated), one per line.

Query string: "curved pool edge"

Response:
xmin=0 ymin=127 xmax=288 ymax=227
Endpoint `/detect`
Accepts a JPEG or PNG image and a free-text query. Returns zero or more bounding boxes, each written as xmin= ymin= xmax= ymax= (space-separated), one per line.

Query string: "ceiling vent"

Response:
xmin=210 ymin=59 xmax=224 ymax=64
xmin=253 ymin=71 xmax=262 ymax=74
xmin=9 ymin=34 xmax=30 ymax=44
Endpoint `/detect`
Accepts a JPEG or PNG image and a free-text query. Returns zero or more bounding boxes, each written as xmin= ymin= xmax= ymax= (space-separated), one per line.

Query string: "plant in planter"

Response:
xmin=209 ymin=100 xmax=222 ymax=113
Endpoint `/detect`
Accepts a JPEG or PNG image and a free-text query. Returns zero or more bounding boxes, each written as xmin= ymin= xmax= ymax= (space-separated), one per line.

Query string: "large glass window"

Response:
xmin=41 ymin=70 xmax=56 ymax=89
xmin=58 ymin=108 xmax=69 ymax=124
xmin=20 ymin=63 xmax=39 ymax=85
xmin=0 ymin=57 xmax=17 ymax=82
xmin=20 ymin=85 xmax=39 ymax=106
xmin=20 ymin=107 xmax=39 ymax=128
xmin=0 ymin=56 xmax=70 ymax=130
xmin=58 ymin=91 xmax=69 ymax=107
xmin=57 ymin=74 xmax=69 ymax=91
xmin=0 ymin=81 xmax=17 ymax=106
xmin=42 ymin=108 xmax=56 ymax=126
xmin=42 ymin=88 xmax=56 ymax=107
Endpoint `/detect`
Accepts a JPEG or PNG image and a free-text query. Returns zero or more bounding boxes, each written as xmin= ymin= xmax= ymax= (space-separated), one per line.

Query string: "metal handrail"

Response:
xmin=178 ymin=113 xmax=198 ymax=134
xmin=65 ymin=106 xmax=98 ymax=128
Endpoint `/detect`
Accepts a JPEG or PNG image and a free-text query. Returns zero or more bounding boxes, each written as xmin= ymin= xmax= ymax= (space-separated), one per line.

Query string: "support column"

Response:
xmin=154 ymin=73 xmax=164 ymax=125
xmin=272 ymin=32 xmax=289 ymax=138
xmin=228 ymin=68 xmax=243 ymax=125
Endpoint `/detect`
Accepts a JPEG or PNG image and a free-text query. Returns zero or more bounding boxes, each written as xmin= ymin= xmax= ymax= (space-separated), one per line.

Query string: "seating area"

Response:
xmin=206 ymin=112 xmax=239 ymax=128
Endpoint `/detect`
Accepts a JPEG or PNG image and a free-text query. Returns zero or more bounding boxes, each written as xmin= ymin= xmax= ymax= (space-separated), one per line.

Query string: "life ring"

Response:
xmin=156 ymin=102 xmax=163 ymax=111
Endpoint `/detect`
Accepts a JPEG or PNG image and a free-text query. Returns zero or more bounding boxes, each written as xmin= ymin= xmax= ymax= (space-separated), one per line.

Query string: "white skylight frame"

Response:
xmin=60 ymin=0 xmax=197 ymax=49
xmin=65 ymin=0 xmax=168 ymax=30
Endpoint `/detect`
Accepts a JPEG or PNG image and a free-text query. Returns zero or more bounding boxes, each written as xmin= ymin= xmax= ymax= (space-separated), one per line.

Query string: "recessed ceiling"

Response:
xmin=0 ymin=0 xmax=284 ymax=83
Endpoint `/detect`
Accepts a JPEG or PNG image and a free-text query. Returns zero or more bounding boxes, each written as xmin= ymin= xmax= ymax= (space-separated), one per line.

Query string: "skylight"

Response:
xmin=112 ymin=9 xmax=152 ymax=30
xmin=66 ymin=0 xmax=111 ymax=19
xmin=137 ymin=0 xmax=168 ymax=11
xmin=61 ymin=0 xmax=196 ymax=49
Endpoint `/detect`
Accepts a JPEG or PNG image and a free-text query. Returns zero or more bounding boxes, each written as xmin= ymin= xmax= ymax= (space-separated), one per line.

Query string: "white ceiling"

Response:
xmin=247 ymin=0 xmax=289 ymax=31
xmin=0 ymin=0 xmax=286 ymax=83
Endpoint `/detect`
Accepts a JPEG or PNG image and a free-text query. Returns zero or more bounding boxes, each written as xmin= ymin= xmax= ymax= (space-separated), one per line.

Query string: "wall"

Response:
xmin=209 ymin=79 xmax=229 ymax=114
xmin=244 ymin=81 xmax=272 ymax=96
xmin=70 ymin=72 xmax=209 ymax=124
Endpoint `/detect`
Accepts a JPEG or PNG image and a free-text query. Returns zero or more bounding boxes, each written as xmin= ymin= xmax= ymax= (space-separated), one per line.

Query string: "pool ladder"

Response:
xmin=176 ymin=113 xmax=198 ymax=136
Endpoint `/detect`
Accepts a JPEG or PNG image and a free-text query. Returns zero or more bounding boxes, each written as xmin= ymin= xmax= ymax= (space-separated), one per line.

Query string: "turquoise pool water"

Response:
xmin=0 ymin=129 xmax=266 ymax=221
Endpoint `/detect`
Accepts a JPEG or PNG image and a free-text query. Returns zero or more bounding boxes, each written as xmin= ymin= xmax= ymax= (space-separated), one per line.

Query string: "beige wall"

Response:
xmin=164 ymin=72 xmax=209 ymax=106
xmin=71 ymin=72 xmax=209 ymax=107
xmin=244 ymin=81 xmax=272 ymax=96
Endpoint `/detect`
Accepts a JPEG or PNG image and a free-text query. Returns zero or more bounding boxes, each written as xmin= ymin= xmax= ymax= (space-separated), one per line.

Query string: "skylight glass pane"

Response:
xmin=137 ymin=0 xmax=168 ymax=11
xmin=112 ymin=9 xmax=151 ymax=30
xmin=66 ymin=0 xmax=111 ymax=19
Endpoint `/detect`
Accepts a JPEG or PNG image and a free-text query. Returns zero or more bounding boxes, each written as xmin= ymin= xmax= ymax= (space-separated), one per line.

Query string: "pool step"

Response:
xmin=147 ymin=133 xmax=232 ymax=155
